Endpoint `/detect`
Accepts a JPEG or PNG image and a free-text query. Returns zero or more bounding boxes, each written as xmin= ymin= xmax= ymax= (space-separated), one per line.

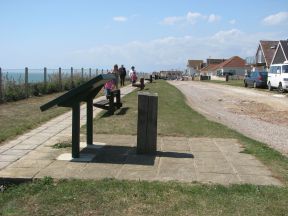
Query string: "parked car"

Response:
xmin=244 ymin=71 xmax=268 ymax=88
xmin=267 ymin=62 xmax=288 ymax=93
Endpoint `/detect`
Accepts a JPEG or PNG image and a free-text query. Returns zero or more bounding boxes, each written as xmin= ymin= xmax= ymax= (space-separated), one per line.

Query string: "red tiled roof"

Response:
xmin=214 ymin=56 xmax=245 ymax=69
xmin=200 ymin=64 xmax=218 ymax=71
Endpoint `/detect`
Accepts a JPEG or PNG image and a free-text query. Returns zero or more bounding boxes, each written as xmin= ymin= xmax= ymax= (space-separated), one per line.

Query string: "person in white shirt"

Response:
xmin=129 ymin=66 xmax=136 ymax=82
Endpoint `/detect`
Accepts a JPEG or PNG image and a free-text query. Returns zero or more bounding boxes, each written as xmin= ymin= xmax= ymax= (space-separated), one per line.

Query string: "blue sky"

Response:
xmin=0 ymin=0 xmax=288 ymax=71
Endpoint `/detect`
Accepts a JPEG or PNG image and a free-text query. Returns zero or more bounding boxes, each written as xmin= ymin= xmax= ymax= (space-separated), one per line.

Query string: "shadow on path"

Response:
xmin=80 ymin=145 xmax=194 ymax=166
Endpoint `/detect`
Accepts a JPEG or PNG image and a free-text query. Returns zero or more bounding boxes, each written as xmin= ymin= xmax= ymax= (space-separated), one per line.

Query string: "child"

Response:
xmin=104 ymin=79 xmax=115 ymax=99
xmin=131 ymin=71 xmax=137 ymax=84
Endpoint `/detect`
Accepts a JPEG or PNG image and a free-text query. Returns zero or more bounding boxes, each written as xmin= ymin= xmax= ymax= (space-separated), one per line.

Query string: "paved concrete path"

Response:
xmin=0 ymin=134 xmax=282 ymax=185
xmin=0 ymin=84 xmax=136 ymax=171
xmin=0 ymin=83 xmax=283 ymax=186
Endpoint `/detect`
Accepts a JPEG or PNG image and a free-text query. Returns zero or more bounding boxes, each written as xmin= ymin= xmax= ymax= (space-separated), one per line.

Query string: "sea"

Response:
xmin=1 ymin=69 xmax=97 ymax=83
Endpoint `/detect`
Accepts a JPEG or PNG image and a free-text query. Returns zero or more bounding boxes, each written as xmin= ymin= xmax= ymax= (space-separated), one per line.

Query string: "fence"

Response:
xmin=0 ymin=67 xmax=148 ymax=103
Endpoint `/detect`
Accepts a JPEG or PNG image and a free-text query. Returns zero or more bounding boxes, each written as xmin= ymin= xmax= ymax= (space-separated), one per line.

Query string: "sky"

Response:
xmin=0 ymin=0 xmax=288 ymax=72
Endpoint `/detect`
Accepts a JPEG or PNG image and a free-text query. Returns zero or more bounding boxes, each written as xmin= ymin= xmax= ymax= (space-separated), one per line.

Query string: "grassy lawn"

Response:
xmin=1 ymin=178 xmax=287 ymax=216
xmin=1 ymin=80 xmax=288 ymax=215
xmin=0 ymin=93 xmax=70 ymax=144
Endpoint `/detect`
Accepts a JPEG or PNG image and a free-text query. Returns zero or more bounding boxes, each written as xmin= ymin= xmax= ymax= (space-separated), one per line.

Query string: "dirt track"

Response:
xmin=169 ymin=81 xmax=288 ymax=156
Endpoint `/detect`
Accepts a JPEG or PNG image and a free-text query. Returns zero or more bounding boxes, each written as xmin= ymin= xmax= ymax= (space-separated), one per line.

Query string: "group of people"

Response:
xmin=104 ymin=64 xmax=137 ymax=99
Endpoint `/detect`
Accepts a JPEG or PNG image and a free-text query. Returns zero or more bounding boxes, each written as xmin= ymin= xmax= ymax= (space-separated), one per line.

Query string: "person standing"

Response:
xmin=119 ymin=65 xmax=127 ymax=86
xmin=129 ymin=66 xmax=136 ymax=83
xmin=112 ymin=64 xmax=119 ymax=89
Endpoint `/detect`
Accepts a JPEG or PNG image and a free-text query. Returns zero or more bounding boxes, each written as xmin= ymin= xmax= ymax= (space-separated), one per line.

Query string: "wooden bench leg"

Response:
xmin=109 ymin=93 xmax=115 ymax=114
xmin=115 ymin=89 xmax=121 ymax=108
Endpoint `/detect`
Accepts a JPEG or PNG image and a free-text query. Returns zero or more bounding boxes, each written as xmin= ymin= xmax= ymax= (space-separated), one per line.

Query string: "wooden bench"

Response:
xmin=93 ymin=89 xmax=122 ymax=114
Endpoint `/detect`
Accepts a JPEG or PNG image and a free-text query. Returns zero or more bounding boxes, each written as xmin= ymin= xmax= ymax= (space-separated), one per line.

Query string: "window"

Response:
xmin=270 ymin=66 xmax=277 ymax=74
xmin=282 ymin=65 xmax=288 ymax=73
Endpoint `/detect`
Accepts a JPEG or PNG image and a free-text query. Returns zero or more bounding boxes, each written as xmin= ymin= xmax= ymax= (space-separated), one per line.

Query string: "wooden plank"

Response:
xmin=72 ymin=103 xmax=80 ymax=158
xmin=40 ymin=74 xmax=114 ymax=111
xmin=93 ymin=100 xmax=110 ymax=106
xmin=86 ymin=98 xmax=93 ymax=145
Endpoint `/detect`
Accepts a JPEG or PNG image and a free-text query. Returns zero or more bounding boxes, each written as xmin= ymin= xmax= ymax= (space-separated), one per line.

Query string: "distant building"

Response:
xmin=213 ymin=56 xmax=247 ymax=76
xmin=186 ymin=59 xmax=205 ymax=76
xmin=206 ymin=58 xmax=226 ymax=65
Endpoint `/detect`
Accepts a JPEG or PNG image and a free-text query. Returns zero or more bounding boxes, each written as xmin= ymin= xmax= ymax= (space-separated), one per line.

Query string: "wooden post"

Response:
xmin=96 ymin=69 xmax=98 ymax=76
xmin=44 ymin=67 xmax=47 ymax=93
xmin=137 ymin=92 xmax=158 ymax=154
xmin=0 ymin=67 xmax=3 ymax=102
xmin=58 ymin=67 xmax=62 ymax=91
xmin=101 ymin=69 xmax=103 ymax=74
xmin=72 ymin=103 xmax=80 ymax=158
xmin=89 ymin=68 xmax=91 ymax=78
xmin=140 ymin=78 xmax=144 ymax=90
xmin=71 ymin=67 xmax=74 ymax=80
xmin=25 ymin=67 xmax=29 ymax=98
xmin=86 ymin=97 xmax=93 ymax=145
xmin=81 ymin=68 xmax=84 ymax=79
xmin=108 ymin=92 xmax=115 ymax=114
xmin=71 ymin=67 xmax=74 ymax=88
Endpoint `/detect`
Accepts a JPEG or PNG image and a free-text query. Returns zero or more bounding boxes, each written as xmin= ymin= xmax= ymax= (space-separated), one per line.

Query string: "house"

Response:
xmin=271 ymin=40 xmax=288 ymax=64
xmin=213 ymin=56 xmax=247 ymax=76
xmin=255 ymin=40 xmax=278 ymax=70
xmin=186 ymin=60 xmax=204 ymax=75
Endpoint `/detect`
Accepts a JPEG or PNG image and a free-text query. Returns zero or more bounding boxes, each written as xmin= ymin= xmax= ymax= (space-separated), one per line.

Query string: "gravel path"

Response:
xmin=169 ymin=81 xmax=288 ymax=157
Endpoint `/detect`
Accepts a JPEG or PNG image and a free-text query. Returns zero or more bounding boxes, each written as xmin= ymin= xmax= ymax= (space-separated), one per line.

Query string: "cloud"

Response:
xmin=113 ymin=16 xmax=127 ymax=22
xmin=186 ymin=12 xmax=205 ymax=24
xmin=162 ymin=16 xmax=185 ymax=25
xmin=161 ymin=11 xmax=220 ymax=25
xmin=263 ymin=12 xmax=288 ymax=25
xmin=71 ymin=29 xmax=280 ymax=71
xmin=229 ymin=19 xmax=236 ymax=25
xmin=208 ymin=14 xmax=221 ymax=23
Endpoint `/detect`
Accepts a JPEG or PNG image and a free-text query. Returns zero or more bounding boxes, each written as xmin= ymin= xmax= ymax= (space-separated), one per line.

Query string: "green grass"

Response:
xmin=52 ymin=141 xmax=72 ymax=149
xmin=92 ymin=81 xmax=237 ymax=137
xmin=1 ymin=179 xmax=287 ymax=216
xmin=0 ymin=93 xmax=69 ymax=144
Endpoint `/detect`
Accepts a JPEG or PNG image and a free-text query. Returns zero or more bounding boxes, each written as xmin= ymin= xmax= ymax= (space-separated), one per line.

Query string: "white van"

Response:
xmin=267 ymin=61 xmax=288 ymax=92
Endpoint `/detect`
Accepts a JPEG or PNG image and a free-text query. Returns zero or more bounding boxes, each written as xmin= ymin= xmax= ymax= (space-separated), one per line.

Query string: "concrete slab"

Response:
xmin=0 ymin=162 xmax=10 ymax=170
xmin=0 ymin=167 xmax=40 ymax=179
xmin=198 ymin=173 xmax=240 ymax=185
xmin=239 ymin=175 xmax=282 ymax=186
xmin=57 ymin=153 xmax=95 ymax=162
xmin=1 ymin=149 xmax=30 ymax=156
xmin=8 ymin=159 xmax=53 ymax=169
xmin=234 ymin=165 xmax=273 ymax=176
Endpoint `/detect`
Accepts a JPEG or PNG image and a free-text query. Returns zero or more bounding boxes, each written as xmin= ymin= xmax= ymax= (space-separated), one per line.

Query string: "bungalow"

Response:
xmin=271 ymin=40 xmax=288 ymax=64
xmin=255 ymin=40 xmax=278 ymax=70
xmin=213 ymin=56 xmax=247 ymax=76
